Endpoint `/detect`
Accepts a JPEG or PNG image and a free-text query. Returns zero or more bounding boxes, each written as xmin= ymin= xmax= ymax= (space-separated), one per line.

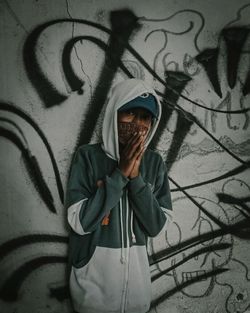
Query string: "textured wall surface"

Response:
xmin=0 ymin=0 xmax=250 ymax=312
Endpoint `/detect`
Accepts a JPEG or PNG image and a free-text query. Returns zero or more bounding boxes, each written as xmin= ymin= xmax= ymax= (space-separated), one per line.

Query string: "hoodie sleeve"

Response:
xmin=65 ymin=147 xmax=129 ymax=235
xmin=128 ymin=155 xmax=172 ymax=237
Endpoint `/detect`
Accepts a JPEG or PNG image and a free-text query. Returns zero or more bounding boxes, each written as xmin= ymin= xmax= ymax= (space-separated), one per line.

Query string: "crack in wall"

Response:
xmin=65 ymin=0 xmax=93 ymax=97
xmin=3 ymin=0 xmax=28 ymax=34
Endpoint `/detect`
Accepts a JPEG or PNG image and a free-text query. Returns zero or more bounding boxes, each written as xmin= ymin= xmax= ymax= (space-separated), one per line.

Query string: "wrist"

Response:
xmin=129 ymin=170 xmax=139 ymax=179
xmin=118 ymin=165 xmax=130 ymax=178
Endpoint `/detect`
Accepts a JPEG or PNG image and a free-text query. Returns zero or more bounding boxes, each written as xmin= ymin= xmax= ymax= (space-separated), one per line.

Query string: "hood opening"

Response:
xmin=102 ymin=79 xmax=162 ymax=161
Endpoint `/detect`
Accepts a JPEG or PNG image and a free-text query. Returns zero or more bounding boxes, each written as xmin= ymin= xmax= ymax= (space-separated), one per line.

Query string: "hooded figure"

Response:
xmin=66 ymin=78 xmax=172 ymax=313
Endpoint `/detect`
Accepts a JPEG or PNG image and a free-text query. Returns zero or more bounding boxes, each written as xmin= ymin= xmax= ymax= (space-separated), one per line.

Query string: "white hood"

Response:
xmin=102 ymin=79 xmax=162 ymax=161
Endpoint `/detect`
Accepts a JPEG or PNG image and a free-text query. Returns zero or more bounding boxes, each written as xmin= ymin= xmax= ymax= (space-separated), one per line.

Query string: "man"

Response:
xmin=65 ymin=78 xmax=172 ymax=313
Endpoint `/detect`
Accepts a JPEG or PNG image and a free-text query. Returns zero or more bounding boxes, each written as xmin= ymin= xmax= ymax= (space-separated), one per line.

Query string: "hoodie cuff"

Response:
xmin=128 ymin=174 xmax=147 ymax=193
xmin=110 ymin=167 xmax=129 ymax=188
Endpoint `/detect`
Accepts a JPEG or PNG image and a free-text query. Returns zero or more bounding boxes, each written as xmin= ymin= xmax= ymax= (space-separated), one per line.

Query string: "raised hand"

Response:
xmin=129 ymin=141 xmax=145 ymax=178
xmin=118 ymin=131 xmax=146 ymax=178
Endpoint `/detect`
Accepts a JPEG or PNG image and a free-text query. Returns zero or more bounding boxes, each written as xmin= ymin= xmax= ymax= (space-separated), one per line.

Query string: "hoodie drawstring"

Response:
xmin=126 ymin=190 xmax=136 ymax=244
xmin=131 ymin=210 xmax=136 ymax=243
xmin=120 ymin=190 xmax=136 ymax=263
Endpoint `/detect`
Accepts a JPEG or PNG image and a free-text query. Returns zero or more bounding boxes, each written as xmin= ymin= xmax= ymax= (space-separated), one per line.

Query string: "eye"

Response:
xmin=142 ymin=114 xmax=152 ymax=121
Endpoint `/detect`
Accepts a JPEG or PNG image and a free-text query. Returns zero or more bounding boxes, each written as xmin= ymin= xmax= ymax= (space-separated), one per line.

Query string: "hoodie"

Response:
xmin=66 ymin=79 xmax=172 ymax=313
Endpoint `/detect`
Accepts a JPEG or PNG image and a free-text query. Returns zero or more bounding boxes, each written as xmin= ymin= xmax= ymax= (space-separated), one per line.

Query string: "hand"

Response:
xmin=118 ymin=131 xmax=146 ymax=178
xmin=129 ymin=142 xmax=145 ymax=179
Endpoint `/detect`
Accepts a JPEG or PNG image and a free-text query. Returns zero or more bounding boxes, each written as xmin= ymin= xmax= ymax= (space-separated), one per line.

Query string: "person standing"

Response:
xmin=65 ymin=78 xmax=172 ymax=313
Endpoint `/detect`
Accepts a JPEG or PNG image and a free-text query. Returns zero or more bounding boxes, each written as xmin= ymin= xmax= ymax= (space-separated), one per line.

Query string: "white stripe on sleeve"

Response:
xmin=67 ymin=199 xmax=90 ymax=235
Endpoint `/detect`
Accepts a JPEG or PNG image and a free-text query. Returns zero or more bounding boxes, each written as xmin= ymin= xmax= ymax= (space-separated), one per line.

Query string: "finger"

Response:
xmin=137 ymin=145 xmax=145 ymax=161
xmin=133 ymin=133 xmax=147 ymax=153
xmin=127 ymin=134 xmax=145 ymax=158
xmin=123 ymin=132 xmax=143 ymax=157
xmin=129 ymin=145 xmax=145 ymax=178
xmin=129 ymin=141 xmax=144 ymax=164
xmin=121 ymin=129 xmax=147 ymax=160
xmin=135 ymin=142 xmax=145 ymax=160
xmin=128 ymin=131 xmax=143 ymax=147
xmin=122 ymin=131 xmax=140 ymax=155
xmin=128 ymin=129 xmax=147 ymax=147
xmin=129 ymin=131 xmax=147 ymax=159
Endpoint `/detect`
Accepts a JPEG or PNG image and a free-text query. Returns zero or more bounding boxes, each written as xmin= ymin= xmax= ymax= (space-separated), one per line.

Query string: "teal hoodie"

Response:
xmin=65 ymin=79 xmax=172 ymax=313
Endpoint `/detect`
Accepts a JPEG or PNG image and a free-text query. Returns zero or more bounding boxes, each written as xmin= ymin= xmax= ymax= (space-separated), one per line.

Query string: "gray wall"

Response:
xmin=0 ymin=0 xmax=250 ymax=312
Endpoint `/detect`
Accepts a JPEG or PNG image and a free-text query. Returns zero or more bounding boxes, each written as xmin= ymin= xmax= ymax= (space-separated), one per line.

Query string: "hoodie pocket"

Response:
xmin=70 ymin=246 xmax=125 ymax=312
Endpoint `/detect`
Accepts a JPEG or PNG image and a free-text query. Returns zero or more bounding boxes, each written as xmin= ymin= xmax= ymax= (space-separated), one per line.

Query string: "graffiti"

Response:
xmin=140 ymin=9 xmax=205 ymax=53
xmin=215 ymin=259 xmax=250 ymax=313
xmin=151 ymin=196 xmax=233 ymax=298
xmin=0 ymin=2 xmax=250 ymax=313
xmin=226 ymin=3 xmax=250 ymax=27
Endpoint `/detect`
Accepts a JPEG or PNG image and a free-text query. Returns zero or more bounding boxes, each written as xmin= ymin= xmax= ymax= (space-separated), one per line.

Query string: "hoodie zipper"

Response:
xmin=120 ymin=190 xmax=130 ymax=313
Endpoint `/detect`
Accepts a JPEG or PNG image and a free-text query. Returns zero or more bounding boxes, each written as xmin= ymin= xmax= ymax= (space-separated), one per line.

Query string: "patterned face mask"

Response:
xmin=118 ymin=122 xmax=149 ymax=145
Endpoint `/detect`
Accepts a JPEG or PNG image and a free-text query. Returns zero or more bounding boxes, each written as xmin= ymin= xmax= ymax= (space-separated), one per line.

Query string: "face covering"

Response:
xmin=118 ymin=122 xmax=149 ymax=145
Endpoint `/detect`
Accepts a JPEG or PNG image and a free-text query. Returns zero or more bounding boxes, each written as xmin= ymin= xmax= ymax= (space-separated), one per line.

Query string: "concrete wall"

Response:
xmin=0 ymin=0 xmax=250 ymax=312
